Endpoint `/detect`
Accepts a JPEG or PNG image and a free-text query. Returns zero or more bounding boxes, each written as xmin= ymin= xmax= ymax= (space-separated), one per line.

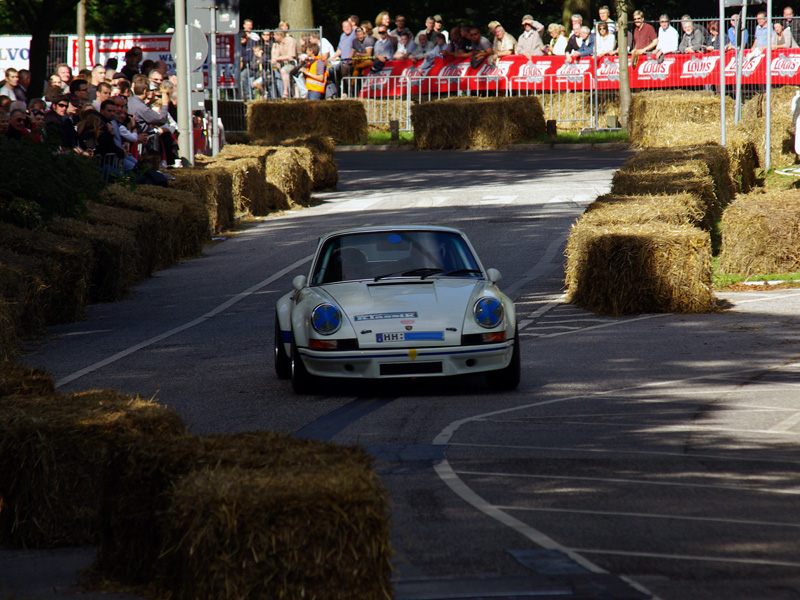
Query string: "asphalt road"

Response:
xmin=9 ymin=149 xmax=800 ymax=600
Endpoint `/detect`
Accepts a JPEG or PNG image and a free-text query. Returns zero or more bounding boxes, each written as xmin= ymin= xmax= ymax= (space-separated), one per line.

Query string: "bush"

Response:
xmin=0 ymin=138 xmax=105 ymax=226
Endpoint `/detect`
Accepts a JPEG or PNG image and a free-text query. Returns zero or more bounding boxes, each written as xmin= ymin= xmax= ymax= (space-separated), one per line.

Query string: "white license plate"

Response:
xmin=376 ymin=332 xmax=444 ymax=343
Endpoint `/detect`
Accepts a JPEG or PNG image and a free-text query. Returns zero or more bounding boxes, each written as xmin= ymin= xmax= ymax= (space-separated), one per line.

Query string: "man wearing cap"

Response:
xmin=517 ymin=15 xmax=545 ymax=57
xmin=433 ymin=15 xmax=449 ymax=43
xmin=492 ymin=24 xmax=517 ymax=59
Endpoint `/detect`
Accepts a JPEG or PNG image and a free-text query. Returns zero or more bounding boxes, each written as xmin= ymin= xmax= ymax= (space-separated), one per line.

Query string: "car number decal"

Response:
xmin=355 ymin=312 xmax=418 ymax=321
xmin=376 ymin=331 xmax=444 ymax=342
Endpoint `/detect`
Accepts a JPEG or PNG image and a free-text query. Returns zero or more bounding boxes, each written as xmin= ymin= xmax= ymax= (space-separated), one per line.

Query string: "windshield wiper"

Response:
xmin=373 ymin=268 xmax=444 ymax=282
xmin=442 ymin=269 xmax=483 ymax=277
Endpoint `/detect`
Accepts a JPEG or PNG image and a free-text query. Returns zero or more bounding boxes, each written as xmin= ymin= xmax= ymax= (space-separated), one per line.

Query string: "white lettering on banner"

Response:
xmin=403 ymin=63 xmax=433 ymax=85
xmin=597 ymin=59 xmax=619 ymax=81
xmin=477 ymin=61 xmax=511 ymax=77
xmin=680 ymin=55 xmax=718 ymax=79
xmin=555 ymin=61 xmax=590 ymax=83
xmin=365 ymin=74 xmax=389 ymax=91
xmin=771 ymin=53 xmax=800 ymax=77
xmin=638 ymin=57 xmax=675 ymax=80
xmin=724 ymin=53 xmax=762 ymax=77
xmin=516 ymin=60 xmax=549 ymax=83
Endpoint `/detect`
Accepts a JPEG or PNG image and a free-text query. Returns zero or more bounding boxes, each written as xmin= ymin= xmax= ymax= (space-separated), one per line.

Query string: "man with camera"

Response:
xmin=127 ymin=75 xmax=175 ymax=166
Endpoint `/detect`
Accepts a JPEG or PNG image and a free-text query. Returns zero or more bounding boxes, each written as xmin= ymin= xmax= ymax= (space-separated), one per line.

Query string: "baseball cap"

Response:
xmin=522 ymin=15 xmax=535 ymax=25
xmin=488 ymin=20 xmax=501 ymax=31
xmin=433 ymin=14 xmax=443 ymax=22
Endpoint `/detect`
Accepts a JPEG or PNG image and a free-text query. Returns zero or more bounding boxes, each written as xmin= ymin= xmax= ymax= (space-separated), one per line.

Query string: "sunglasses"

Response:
xmin=57 ymin=103 xmax=69 ymax=108
xmin=379 ymin=30 xmax=387 ymax=34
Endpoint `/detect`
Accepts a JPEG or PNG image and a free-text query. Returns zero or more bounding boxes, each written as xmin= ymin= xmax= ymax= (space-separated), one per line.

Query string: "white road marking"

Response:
xmin=55 ymin=255 xmax=314 ymax=388
xmin=548 ymin=195 xmax=571 ymax=203
xmin=499 ymin=505 xmax=800 ymax=529
xmin=480 ymin=195 xmax=517 ymax=205
xmin=768 ymin=411 xmax=800 ymax=432
xmin=572 ymin=548 xmax=800 ymax=568
xmin=455 ymin=470 xmax=800 ymax=495
xmin=337 ymin=198 xmax=383 ymax=212
xmin=432 ymin=196 xmax=449 ymax=205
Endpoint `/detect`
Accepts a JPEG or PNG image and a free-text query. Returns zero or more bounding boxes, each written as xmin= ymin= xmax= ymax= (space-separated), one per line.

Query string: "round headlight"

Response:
xmin=474 ymin=297 xmax=504 ymax=329
xmin=311 ymin=303 xmax=342 ymax=335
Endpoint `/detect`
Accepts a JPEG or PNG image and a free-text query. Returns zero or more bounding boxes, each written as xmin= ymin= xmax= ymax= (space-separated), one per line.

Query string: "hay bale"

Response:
xmin=611 ymin=158 xmax=722 ymax=230
xmin=0 ymin=250 xmax=48 ymax=340
xmin=247 ymin=100 xmax=368 ymax=145
xmin=0 ymin=297 xmax=17 ymax=364
xmin=97 ymin=431 xmax=390 ymax=592
xmin=726 ymin=127 xmax=760 ymax=193
xmin=128 ymin=186 xmax=210 ymax=258
xmin=619 ymin=144 xmax=734 ymax=210
xmin=740 ymin=85 xmax=800 ymax=169
xmin=0 ymin=363 xmax=54 ymax=397
xmin=413 ymin=96 xmax=546 ymax=150
xmin=565 ymin=221 xmax=714 ymax=315
xmin=0 ymin=223 xmax=93 ymax=325
xmin=629 ymin=90 xmax=734 ymax=148
xmin=359 ymin=98 xmax=412 ymax=130
xmin=0 ymin=389 xmax=186 ymax=548
xmin=47 ymin=217 xmax=138 ymax=302
xmin=265 ymin=146 xmax=313 ymax=207
xmin=279 ymin=135 xmax=338 ymax=191
xmin=719 ymin=190 xmax=800 ymax=276
xmin=584 ymin=193 xmax=706 ymax=227
xmin=170 ymin=167 xmax=235 ymax=233
xmin=164 ymin=464 xmax=392 ymax=600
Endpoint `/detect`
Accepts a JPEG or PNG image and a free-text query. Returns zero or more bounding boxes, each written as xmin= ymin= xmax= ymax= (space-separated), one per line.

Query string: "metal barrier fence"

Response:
xmin=338 ymin=73 xmax=597 ymax=131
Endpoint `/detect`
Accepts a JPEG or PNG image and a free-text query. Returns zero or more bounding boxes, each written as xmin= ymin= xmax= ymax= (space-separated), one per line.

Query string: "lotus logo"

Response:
xmin=518 ymin=62 xmax=547 ymax=83
xmin=681 ymin=56 xmax=717 ymax=79
xmin=639 ymin=57 xmax=672 ymax=80
xmin=772 ymin=53 xmax=800 ymax=77
xmin=598 ymin=59 xmax=619 ymax=81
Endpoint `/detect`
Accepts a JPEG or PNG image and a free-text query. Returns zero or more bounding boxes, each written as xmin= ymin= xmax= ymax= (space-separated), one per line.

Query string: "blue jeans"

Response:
xmin=307 ymin=90 xmax=324 ymax=100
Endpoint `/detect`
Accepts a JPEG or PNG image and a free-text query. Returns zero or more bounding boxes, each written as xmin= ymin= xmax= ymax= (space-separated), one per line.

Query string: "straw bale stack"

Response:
xmin=265 ymin=146 xmax=313 ymax=207
xmin=740 ymin=85 xmax=800 ymax=169
xmin=360 ymin=99 xmax=412 ymax=130
xmin=0 ymin=297 xmax=16 ymax=363
xmin=280 ymin=135 xmax=338 ymax=190
xmin=0 ymin=363 xmax=54 ymax=397
xmin=565 ymin=221 xmax=714 ymax=315
xmin=170 ymin=166 xmax=235 ymax=233
xmin=719 ymin=190 xmax=800 ymax=276
xmin=629 ymin=90 xmax=734 ymax=148
xmin=612 ymin=155 xmax=723 ymax=231
xmin=0 ymin=389 xmax=186 ymax=548
xmin=413 ymin=96 xmax=546 ymax=149
xmin=0 ymin=249 xmax=48 ymax=339
xmin=584 ymin=193 xmax=706 ymax=228
xmin=97 ymin=431 xmax=391 ymax=597
xmin=127 ymin=186 xmax=209 ymax=258
xmin=47 ymin=217 xmax=138 ymax=302
xmin=248 ymin=100 xmax=368 ymax=145
xmin=0 ymin=223 xmax=93 ymax=325
xmin=165 ymin=465 xmax=392 ymax=600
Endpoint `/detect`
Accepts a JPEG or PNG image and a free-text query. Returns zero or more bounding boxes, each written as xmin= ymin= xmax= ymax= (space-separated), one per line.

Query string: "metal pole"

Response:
xmin=184 ymin=24 xmax=195 ymax=163
xmin=175 ymin=0 xmax=192 ymax=164
xmin=766 ymin=0 xmax=772 ymax=168
xmin=77 ymin=0 xmax=86 ymax=71
xmin=592 ymin=26 xmax=599 ymax=129
xmin=720 ymin=0 xmax=726 ymax=146
xmin=734 ymin=2 xmax=748 ymax=123
xmin=210 ymin=5 xmax=220 ymax=156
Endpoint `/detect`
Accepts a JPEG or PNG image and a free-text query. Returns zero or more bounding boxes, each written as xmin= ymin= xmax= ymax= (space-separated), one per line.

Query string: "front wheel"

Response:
xmin=274 ymin=313 xmax=291 ymax=379
xmin=486 ymin=335 xmax=520 ymax=391
xmin=291 ymin=337 xmax=319 ymax=394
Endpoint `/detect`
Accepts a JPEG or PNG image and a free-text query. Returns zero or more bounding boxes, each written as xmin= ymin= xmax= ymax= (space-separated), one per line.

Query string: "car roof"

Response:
xmin=318 ymin=225 xmax=465 ymax=243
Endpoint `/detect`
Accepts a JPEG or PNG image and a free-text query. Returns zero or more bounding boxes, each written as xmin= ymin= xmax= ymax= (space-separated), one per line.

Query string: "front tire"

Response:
xmin=274 ymin=314 xmax=291 ymax=379
xmin=291 ymin=337 xmax=318 ymax=394
xmin=486 ymin=334 xmax=520 ymax=391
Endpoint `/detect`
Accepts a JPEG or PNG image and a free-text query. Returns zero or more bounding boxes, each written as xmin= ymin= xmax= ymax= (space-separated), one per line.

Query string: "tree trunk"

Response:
xmin=279 ymin=0 xmax=313 ymax=29
xmin=615 ymin=0 xmax=631 ymax=131
xmin=28 ymin=19 xmax=57 ymax=99
xmin=562 ymin=0 xmax=590 ymax=29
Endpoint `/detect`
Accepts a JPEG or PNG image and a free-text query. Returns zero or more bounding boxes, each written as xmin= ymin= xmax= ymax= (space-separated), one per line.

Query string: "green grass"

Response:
xmin=712 ymin=257 xmax=800 ymax=287
xmin=531 ymin=130 xmax=630 ymax=145
xmin=364 ymin=131 xmax=415 ymax=145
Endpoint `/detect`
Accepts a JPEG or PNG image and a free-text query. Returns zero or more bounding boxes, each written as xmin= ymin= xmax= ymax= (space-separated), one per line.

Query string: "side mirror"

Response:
xmin=486 ymin=268 xmax=502 ymax=284
xmin=292 ymin=275 xmax=308 ymax=291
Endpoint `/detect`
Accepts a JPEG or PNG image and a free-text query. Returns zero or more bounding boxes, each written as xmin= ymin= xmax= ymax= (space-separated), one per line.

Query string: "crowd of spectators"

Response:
xmin=1 ymin=49 xmax=181 ymax=183
xmin=237 ymin=6 xmax=800 ymax=100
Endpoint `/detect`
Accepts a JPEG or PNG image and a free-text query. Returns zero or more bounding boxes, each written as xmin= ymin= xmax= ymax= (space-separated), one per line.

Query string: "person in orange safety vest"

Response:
xmin=300 ymin=43 xmax=328 ymax=100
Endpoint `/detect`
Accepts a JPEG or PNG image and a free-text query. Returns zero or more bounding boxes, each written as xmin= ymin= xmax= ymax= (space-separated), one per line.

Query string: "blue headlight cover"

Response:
xmin=474 ymin=297 xmax=504 ymax=328
xmin=311 ymin=303 xmax=342 ymax=335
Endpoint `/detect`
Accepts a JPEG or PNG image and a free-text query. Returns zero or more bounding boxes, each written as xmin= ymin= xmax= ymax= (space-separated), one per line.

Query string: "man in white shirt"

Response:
xmin=653 ymin=15 xmax=678 ymax=63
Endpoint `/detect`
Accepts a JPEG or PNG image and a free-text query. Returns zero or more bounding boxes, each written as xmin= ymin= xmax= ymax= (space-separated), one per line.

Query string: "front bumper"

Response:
xmin=298 ymin=340 xmax=515 ymax=379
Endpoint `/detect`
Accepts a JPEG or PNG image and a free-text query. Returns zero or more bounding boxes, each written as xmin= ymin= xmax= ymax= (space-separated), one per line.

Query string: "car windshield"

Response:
xmin=311 ymin=230 xmax=482 ymax=285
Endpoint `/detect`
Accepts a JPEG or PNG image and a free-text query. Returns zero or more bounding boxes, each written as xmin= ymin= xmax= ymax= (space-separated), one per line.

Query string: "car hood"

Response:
xmin=323 ymin=279 xmax=485 ymax=348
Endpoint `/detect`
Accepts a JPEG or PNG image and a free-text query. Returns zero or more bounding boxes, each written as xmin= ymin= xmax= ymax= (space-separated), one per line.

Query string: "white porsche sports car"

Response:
xmin=275 ymin=225 xmax=519 ymax=393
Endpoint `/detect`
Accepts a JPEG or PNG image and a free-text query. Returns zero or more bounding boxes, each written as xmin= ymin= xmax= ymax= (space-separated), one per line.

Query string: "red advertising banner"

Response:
xmin=360 ymin=49 xmax=800 ymax=96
